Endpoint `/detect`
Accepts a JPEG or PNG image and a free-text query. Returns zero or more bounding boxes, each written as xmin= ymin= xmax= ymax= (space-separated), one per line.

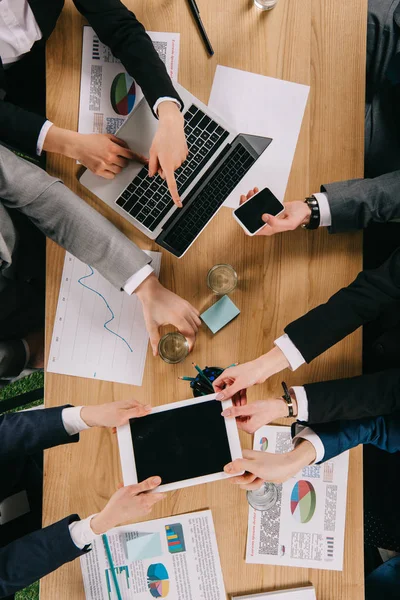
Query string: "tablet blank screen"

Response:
xmin=130 ymin=400 xmax=232 ymax=485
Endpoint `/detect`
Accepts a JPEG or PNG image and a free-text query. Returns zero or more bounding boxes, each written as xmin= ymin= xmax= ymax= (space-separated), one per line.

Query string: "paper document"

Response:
xmin=208 ymin=66 xmax=309 ymax=208
xmin=78 ymin=26 xmax=180 ymax=135
xmin=80 ymin=510 xmax=226 ymax=600
xmin=47 ymin=251 xmax=161 ymax=386
xmin=246 ymin=425 xmax=349 ymax=571
xmin=232 ymin=585 xmax=316 ymax=600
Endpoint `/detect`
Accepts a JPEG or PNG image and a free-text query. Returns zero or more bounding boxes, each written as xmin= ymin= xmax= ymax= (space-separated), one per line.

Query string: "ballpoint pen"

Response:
xmin=192 ymin=363 xmax=214 ymax=391
xmin=186 ymin=0 xmax=214 ymax=57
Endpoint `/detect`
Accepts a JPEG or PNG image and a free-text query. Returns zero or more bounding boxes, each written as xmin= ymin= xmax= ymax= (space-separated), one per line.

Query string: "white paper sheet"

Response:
xmin=232 ymin=585 xmax=316 ymax=600
xmin=47 ymin=251 xmax=161 ymax=386
xmin=246 ymin=425 xmax=349 ymax=571
xmin=78 ymin=26 xmax=180 ymax=135
xmin=208 ymin=66 xmax=310 ymax=208
xmin=80 ymin=510 xmax=226 ymax=600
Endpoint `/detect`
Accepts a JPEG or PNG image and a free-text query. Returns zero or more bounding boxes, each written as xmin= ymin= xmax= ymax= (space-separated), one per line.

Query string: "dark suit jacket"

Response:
xmin=0 ymin=407 xmax=89 ymax=598
xmin=0 ymin=0 xmax=182 ymax=156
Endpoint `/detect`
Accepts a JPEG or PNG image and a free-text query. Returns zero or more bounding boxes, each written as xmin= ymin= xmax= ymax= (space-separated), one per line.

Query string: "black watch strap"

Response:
xmin=281 ymin=381 xmax=294 ymax=418
xmin=303 ymin=196 xmax=320 ymax=230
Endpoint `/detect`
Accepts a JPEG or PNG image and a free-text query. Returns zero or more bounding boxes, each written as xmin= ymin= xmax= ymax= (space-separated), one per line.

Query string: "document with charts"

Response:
xmin=78 ymin=26 xmax=179 ymax=136
xmin=80 ymin=510 xmax=226 ymax=600
xmin=47 ymin=251 xmax=161 ymax=386
xmin=246 ymin=425 xmax=349 ymax=571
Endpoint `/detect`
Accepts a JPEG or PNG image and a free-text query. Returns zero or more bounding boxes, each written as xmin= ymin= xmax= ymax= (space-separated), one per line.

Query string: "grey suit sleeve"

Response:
xmin=0 ymin=145 xmax=151 ymax=290
xmin=322 ymin=170 xmax=400 ymax=234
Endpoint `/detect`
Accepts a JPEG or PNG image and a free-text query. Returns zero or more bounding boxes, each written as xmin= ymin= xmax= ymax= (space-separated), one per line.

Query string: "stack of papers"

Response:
xmin=232 ymin=586 xmax=316 ymax=599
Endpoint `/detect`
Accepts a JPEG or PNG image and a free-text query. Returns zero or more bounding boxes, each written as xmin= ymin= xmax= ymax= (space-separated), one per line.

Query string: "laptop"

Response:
xmin=80 ymin=82 xmax=272 ymax=258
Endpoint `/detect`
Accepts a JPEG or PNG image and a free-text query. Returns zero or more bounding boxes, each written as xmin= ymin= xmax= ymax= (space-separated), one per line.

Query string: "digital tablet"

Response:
xmin=117 ymin=394 xmax=243 ymax=492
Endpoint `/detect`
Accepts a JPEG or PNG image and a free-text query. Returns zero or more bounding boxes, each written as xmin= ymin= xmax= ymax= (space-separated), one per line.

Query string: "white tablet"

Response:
xmin=117 ymin=393 xmax=243 ymax=493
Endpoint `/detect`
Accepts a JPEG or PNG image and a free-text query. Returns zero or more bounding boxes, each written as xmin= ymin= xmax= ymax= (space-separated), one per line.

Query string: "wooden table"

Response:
xmin=43 ymin=1 xmax=366 ymax=598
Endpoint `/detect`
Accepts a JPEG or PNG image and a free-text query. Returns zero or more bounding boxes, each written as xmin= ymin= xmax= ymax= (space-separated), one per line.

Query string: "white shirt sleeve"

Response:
xmin=313 ymin=192 xmax=332 ymax=227
xmin=123 ymin=264 xmax=154 ymax=295
xmin=292 ymin=424 xmax=325 ymax=463
xmin=153 ymin=97 xmax=182 ymax=116
xmin=274 ymin=334 xmax=306 ymax=371
xmin=290 ymin=386 xmax=309 ymax=421
xmin=36 ymin=120 xmax=54 ymax=156
xmin=61 ymin=407 xmax=91 ymax=436
xmin=69 ymin=514 xmax=100 ymax=549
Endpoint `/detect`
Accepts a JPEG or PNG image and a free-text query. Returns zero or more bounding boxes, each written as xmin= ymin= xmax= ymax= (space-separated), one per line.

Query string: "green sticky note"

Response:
xmin=201 ymin=295 xmax=240 ymax=334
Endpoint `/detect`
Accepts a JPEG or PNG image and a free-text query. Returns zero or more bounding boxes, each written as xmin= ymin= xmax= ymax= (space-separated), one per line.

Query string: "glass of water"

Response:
xmin=158 ymin=332 xmax=189 ymax=364
xmin=207 ymin=264 xmax=238 ymax=295
xmin=247 ymin=482 xmax=279 ymax=511
xmin=254 ymin=0 xmax=279 ymax=10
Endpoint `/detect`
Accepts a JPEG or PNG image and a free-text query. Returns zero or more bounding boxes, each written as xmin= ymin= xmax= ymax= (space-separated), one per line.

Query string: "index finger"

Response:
xmin=165 ymin=169 xmax=182 ymax=207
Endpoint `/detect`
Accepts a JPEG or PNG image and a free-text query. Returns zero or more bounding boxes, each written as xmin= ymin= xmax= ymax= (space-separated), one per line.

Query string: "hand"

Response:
xmin=224 ymin=442 xmax=317 ymax=490
xmin=213 ymin=347 xmax=289 ymax=400
xmin=91 ymin=477 xmax=165 ymax=534
xmin=80 ymin=399 xmax=151 ymax=429
xmin=149 ymin=102 xmax=188 ymax=207
xmin=24 ymin=329 xmax=44 ymax=369
xmin=221 ymin=397 xmax=295 ymax=433
xmin=238 ymin=189 xmax=311 ymax=236
xmin=136 ymin=274 xmax=201 ymax=356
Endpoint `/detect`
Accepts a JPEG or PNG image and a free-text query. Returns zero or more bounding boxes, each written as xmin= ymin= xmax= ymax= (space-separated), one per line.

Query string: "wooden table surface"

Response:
xmin=42 ymin=1 xmax=366 ymax=598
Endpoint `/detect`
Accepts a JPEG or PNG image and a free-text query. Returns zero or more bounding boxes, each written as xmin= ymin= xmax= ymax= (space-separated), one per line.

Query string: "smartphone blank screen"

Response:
xmin=130 ymin=401 xmax=232 ymax=485
xmin=235 ymin=188 xmax=283 ymax=233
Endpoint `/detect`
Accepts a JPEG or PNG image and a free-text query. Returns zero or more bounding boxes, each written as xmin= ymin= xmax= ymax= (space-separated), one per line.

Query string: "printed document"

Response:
xmin=232 ymin=585 xmax=316 ymax=599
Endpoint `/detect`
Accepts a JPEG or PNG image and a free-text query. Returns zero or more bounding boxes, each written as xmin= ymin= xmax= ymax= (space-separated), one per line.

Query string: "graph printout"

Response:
xmin=246 ymin=425 xmax=349 ymax=571
xmin=47 ymin=251 xmax=161 ymax=386
xmin=80 ymin=510 xmax=226 ymax=600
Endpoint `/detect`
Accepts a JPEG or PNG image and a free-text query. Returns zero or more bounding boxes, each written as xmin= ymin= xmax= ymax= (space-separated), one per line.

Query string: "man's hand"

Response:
xmin=135 ymin=274 xmax=201 ymax=356
xmin=149 ymin=102 xmax=188 ymax=207
xmin=224 ymin=442 xmax=317 ymax=490
xmin=237 ymin=189 xmax=311 ymax=236
xmin=91 ymin=477 xmax=165 ymax=534
xmin=24 ymin=329 xmax=44 ymax=369
xmin=80 ymin=399 xmax=151 ymax=429
xmin=221 ymin=397 xmax=295 ymax=433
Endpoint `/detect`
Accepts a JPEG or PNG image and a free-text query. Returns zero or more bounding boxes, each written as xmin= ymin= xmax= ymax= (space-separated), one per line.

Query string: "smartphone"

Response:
xmin=233 ymin=188 xmax=285 ymax=235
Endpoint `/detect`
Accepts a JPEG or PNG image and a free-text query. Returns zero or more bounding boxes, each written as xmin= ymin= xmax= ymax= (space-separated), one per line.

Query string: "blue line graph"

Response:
xmin=78 ymin=266 xmax=133 ymax=352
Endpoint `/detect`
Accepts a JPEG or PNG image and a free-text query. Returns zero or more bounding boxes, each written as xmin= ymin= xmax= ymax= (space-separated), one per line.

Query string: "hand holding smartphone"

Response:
xmin=233 ymin=187 xmax=284 ymax=235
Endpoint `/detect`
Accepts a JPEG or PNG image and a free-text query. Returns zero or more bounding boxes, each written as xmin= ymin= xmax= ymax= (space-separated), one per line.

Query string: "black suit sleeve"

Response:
xmin=0 ymin=515 xmax=88 ymax=597
xmin=284 ymin=247 xmax=400 ymax=363
xmin=73 ymin=0 xmax=183 ymax=114
xmin=0 ymin=406 xmax=79 ymax=464
xmin=303 ymin=369 xmax=400 ymax=423
xmin=0 ymin=99 xmax=47 ymax=157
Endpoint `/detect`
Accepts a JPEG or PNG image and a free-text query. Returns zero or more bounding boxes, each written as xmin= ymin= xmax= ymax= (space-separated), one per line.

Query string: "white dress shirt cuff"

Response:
xmin=313 ymin=192 xmax=332 ymax=227
xmin=36 ymin=120 xmax=54 ymax=156
xmin=123 ymin=265 xmax=154 ymax=295
xmin=69 ymin=514 xmax=100 ymax=549
xmin=290 ymin=386 xmax=309 ymax=421
xmin=274 ymin=334 xmax=306 ymax=371
xmin=293 ymin=425 xmax=325 ymax=463
xmin=153 ymin=97 xmax=182 ymax=116
xmin=61 ymin=407 xmax=91 ymax=436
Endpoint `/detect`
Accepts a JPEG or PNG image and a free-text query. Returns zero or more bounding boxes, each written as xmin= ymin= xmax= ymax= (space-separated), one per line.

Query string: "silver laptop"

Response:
xmin=80 ymin=82 xmax=272 ymax=258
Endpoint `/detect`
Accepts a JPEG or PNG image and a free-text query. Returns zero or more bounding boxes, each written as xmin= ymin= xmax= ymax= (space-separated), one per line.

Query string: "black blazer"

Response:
xmin=0 ymin=0 xmax=182 ymax=156
xmin=0 ymin=406 xmax=88 ymax=598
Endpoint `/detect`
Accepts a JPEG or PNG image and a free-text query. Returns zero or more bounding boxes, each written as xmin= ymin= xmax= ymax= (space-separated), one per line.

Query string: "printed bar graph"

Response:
xmin=165 ymin=523 xmax=186 ymax=554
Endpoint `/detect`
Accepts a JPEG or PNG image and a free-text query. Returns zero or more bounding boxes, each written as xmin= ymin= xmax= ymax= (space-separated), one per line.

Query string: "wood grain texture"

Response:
xmin=42 ymin=1 xmax=366 ymax=598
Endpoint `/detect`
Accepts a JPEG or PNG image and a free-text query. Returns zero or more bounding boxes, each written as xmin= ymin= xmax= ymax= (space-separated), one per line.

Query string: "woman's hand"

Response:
xmin=80 ymin=399 xmax=151 ymax=429
xmin=221 ymin=397 xmax=294 ymax=433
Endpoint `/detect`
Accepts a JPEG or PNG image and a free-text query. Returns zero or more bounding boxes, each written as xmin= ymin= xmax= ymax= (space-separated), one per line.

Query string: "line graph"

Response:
xmin=78 ymin=266 xmax=133 ymax=352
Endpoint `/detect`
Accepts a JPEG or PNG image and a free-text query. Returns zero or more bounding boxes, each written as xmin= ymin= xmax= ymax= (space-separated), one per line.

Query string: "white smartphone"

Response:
xmin=233 ymin=187 xmax=285 ymax=235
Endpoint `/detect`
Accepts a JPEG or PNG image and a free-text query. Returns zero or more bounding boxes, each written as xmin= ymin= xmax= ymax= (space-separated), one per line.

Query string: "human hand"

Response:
xmin=221 ymin=397 xmax=295 ymax=433
xmin=224 ymin=442 xmax=317 ymax=490
xmin=135 ymin=274 xmax=201 ymax=356
xmin=24 ymin=329 xmax=44 ymax=369
xmin=80 ymin=399 xmax=151 ymax=429
xmin=238 ymin=189 xmax=311 ymax=236
xmin=149 ymin=102 xmax=188 ymax=207
xmin=213 ymin=347 xmax=290 ymax=400
xmin=91 ymin=477 xmax=165 ymax=534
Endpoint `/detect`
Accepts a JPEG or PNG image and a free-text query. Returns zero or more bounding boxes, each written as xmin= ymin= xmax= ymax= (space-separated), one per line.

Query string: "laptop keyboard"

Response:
xmin=161 ymin=143 xmax=256 ymax=256
xmin=115 ymin=104 xmax=229 ymax=231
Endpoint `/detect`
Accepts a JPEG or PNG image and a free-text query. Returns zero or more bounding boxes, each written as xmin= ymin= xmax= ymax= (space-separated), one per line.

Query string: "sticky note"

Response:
xmin=201 ymin=295 xmax=240 ymax=334
xmin=125 ymin=532 xmax=162 ymax=561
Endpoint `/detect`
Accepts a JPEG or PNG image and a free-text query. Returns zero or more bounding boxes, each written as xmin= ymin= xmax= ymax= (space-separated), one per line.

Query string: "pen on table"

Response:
xmin=192 ymin=363 xmax=214 ymax=391
xmin=102 ymin=534 xmax=122 ymax=600
xmin=186 ymin=0 xmax=214 ymax=57
xmin=178 ymin=376 xmax=196 ymax=382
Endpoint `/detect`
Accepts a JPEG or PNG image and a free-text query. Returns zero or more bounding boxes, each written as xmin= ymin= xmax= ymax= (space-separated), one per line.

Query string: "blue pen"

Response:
xmin=102 ymin=534 xmax=122 ymax=600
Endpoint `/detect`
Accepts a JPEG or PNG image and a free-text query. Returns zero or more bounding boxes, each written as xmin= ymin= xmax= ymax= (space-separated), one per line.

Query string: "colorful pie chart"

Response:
xmin=290 ymin=480 xmax=316 ymax=523
xmin=260 ymin=437 xmax=268 ymax=451
xmin=110 ymin=73 xmax=136 ymax=115
xmin=147 ymin=563 xmax=170 ymax=598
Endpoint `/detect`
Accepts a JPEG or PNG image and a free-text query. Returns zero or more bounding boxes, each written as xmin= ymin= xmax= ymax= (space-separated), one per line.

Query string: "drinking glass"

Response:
xmin=207 ymin=264 xmax=238 ymax=295
xmin=253 ymin=0 xmax=279 ymax=10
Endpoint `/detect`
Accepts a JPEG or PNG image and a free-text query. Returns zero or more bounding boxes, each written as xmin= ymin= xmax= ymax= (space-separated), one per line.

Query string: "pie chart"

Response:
xmin=110 ymin=73 xmax=136 ymax=115
xmin=290 ymin=480 xmax=316 ymax=523
xmin=147 ymin=563 xmax=170 ymax=598
xmin=260 ymin=437 xmax=268 ymax=451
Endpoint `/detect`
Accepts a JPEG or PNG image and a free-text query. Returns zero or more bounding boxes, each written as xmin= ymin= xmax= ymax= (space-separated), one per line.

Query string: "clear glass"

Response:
xmin=207 ymin=264 xmax=238 ymax=295
xmin=247 ymin=482 xmax=279 ymax=511
xmin=254 ymin=0 xmax=278 ymax=10
xmin=158 ymin=332 xmax=189 ymax=364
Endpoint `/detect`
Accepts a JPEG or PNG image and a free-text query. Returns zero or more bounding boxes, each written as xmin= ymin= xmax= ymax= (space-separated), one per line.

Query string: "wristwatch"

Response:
xmin=281 ymin=381 xmax=295 ymax=418
xmin=302 ymin=196 xmax=320 ymax=230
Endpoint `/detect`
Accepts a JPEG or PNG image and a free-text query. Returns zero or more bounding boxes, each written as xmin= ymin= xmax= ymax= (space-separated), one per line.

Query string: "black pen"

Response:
xmin=186 ymin=0 xmax=214 ymax=57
